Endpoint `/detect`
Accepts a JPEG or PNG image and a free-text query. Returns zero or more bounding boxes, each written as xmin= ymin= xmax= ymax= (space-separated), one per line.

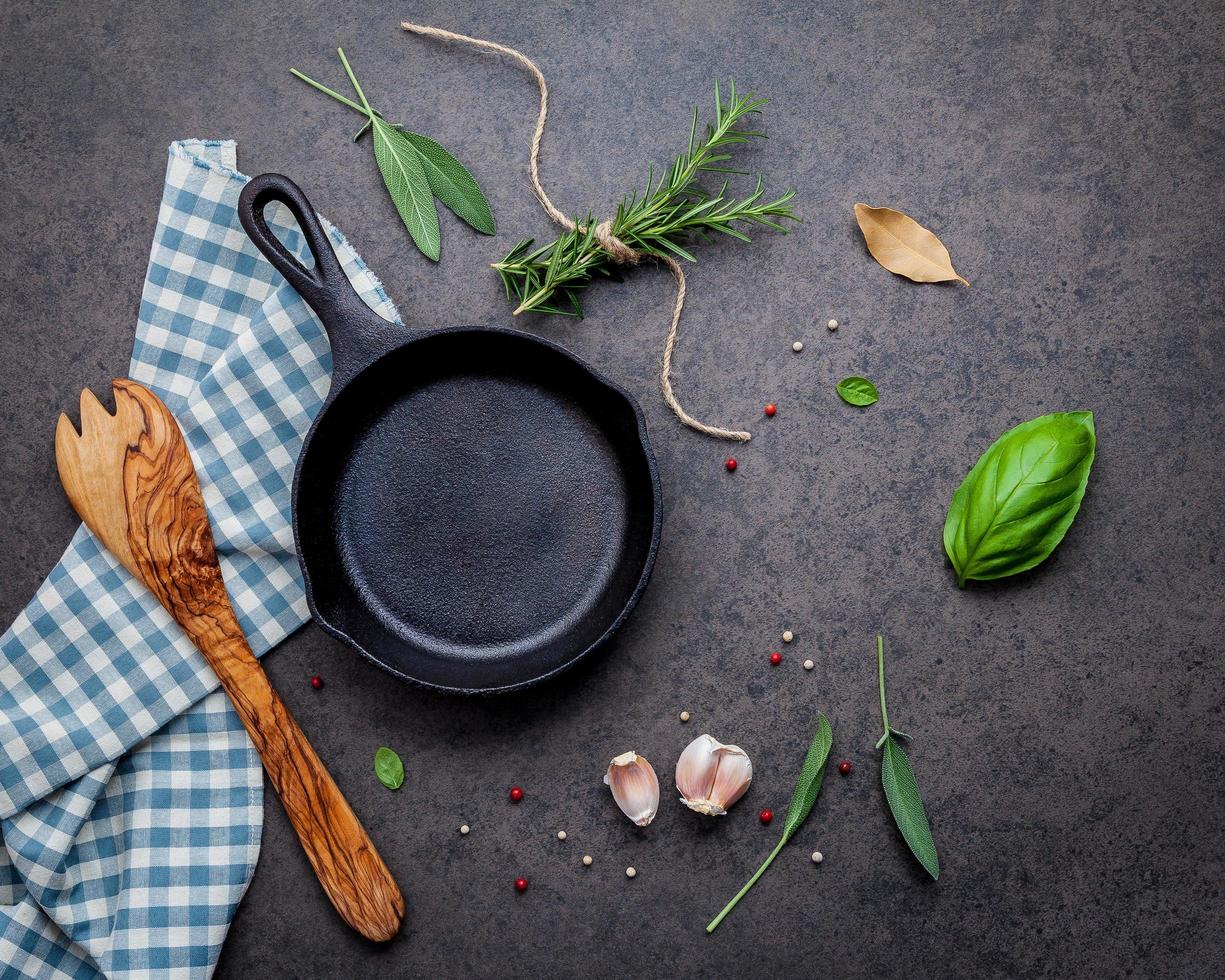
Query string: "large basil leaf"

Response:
xmin=943 ymin=411 xmax=1096 ymax=586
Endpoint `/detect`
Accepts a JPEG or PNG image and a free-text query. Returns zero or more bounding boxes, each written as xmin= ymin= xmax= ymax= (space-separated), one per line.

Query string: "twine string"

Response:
xmin=401 ymin=21 xmax=751 ymax=442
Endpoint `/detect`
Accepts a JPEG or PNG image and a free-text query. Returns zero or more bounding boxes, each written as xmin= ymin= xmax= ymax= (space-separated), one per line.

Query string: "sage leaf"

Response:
xmin=875 ymin=636 xmax=939 ymax=880
xmin=781 ymin=712 xmax=834 ymax=840
xmin=397 ymin=130 xmax=495 ymax=235
xmin=837 ymin=376 xmax=879 ymax=406
xmin=292 ymin=49 xmax=494 ymax=261
xmin=371 ymin=119 xmax=441 ymax=261
xmin=374 ymin=747 xmax=405 ymax=790
xmin=943 ymin=411 xmax=1096 ymax=587
xmin=706 ymin=712 xmax=833 ymax=934
xmin=881 ymin=734 xmax=939 ymax=880
xmin=854 ymin=203 xmax=968 ymax=286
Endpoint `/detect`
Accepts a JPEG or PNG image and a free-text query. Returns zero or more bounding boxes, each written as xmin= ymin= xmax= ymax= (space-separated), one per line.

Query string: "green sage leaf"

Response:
xmin=837 ymin=376 xmax=879 ymax=406
xmin=781 ymin=712 xmax=833 ymax=841
xmin=706 ymin=712 xmax=834 ymax=933
xmin=371 ymin=118 xmax=441 ymax=260
xmin=943 ymin=411 xmax=1096 ymax=587
xmin=374 ymin=746 xmax=405 ymax=790
xmin=881 ymin=734 xmax=938 ymax=879
xmin=397 ymin=130 xmax=495 ymax=235
xmin=292 ymin=51 xmax=497 ymax=260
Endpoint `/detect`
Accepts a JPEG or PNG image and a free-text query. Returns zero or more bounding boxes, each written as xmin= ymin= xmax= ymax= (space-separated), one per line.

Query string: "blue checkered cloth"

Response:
xmin=0 ymin=140 xmax=401 ymax=978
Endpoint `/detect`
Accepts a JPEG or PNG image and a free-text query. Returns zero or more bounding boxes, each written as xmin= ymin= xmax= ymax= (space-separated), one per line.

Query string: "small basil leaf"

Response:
xmin=374 ymin=747 xmax=405 ymax=790
xmin=881 ymin=734 xmax=939 ymax=879
xmin=371 ymin=118 xmax=441 ymax=260
xmin=397 ymin=130 xmax=495 ymax=235
xmin=943 ymin=411 xmax=1095 ymax=586
xmin=837 ymin=376 xmax=879 ymax=406
xmin=782 ymin=712 xmax=833 ymax=841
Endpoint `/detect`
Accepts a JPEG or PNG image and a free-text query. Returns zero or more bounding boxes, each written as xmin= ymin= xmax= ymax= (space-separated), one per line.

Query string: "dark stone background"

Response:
xmin=2 ymin=1 xmax=1223 ymax=977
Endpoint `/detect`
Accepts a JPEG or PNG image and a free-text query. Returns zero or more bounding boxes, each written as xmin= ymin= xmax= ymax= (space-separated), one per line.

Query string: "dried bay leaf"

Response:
xmin=854 ymin=203 xmax=968 ymax=286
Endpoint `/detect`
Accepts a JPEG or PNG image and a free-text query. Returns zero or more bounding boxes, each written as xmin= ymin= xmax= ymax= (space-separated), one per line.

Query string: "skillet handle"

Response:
xmin=238 ymin=173 xmax=396 ymax=386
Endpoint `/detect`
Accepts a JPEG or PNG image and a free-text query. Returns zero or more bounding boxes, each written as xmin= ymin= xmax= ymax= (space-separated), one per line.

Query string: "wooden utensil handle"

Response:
xmin=56 ymin=379 xmax=403 ymax=941
xmin=200 ymin=627 xmax=404 ymax=942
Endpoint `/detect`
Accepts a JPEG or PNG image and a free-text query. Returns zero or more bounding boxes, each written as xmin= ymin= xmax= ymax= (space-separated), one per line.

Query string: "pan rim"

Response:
xmin=293 ymin=324 xmax=663 ymax=695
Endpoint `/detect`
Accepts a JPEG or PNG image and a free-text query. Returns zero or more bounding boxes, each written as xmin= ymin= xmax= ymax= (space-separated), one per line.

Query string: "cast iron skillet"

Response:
xmin=237 ymin=174 xmax=661 ymax=694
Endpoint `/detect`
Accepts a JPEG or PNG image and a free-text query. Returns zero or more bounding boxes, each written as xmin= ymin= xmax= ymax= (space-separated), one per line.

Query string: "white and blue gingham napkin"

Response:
xmin=0 ymin=140 xmax=400 ymax=978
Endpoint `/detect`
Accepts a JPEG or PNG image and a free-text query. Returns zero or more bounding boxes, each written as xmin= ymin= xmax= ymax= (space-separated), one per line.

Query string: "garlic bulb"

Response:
xmin=604 ymin=751 xmax=660 ymax=826
xmin=675 ymin=734 xmax=752 ymax=816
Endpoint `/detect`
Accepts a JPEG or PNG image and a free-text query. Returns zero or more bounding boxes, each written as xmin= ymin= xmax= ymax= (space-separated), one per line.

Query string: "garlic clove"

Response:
xmin=604 ymin=751 xmax=660 ymax=826
xmin=675 ymin=734 xmax=753 ymax=816
xmin=675 ymin=734 xmax=721 ymax=810
xmin=709 ymin=745 xmax=753 ymax=810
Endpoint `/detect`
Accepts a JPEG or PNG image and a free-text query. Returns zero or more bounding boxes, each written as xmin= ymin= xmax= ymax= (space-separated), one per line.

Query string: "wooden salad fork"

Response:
xmin=55 ymin=379 xmax=404 ymax=942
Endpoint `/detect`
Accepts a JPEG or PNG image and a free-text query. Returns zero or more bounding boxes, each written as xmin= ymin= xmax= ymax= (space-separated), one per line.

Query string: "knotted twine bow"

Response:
xmin=402 ymin=21 xmax=752 ymax=442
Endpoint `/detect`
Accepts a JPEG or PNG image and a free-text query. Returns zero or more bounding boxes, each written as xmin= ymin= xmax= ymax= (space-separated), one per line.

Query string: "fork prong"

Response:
xmin=79 ymin=387 xmax=111 ymax=434
xmin=55 ymin=412 xmax=79 ymax=443
xmin=111 ymin=379 xmax=158 ymax=445
xmin=54 ymin=413 xmax=80 ymax=463
xmin=53 ymin=413 xmax=82 ymax=498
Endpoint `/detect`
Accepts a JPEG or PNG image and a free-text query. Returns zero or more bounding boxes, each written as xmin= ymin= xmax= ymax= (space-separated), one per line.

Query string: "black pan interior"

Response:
xmin=295 ymin=329 xmax=660 ymax=692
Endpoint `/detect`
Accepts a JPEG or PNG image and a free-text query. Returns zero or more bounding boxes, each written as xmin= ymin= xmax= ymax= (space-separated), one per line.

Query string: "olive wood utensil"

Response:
xmin=55 ymin=379 xmax=404 ymax=942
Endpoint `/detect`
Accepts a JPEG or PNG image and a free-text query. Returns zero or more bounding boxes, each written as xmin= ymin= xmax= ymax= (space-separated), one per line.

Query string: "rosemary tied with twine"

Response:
xmin=401 ymin=22 xmax=799 ymax=442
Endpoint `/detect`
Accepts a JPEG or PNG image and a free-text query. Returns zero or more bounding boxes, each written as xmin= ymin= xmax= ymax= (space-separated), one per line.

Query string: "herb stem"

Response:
xmin=512 ymin=285 xmax=555 ymax=316
xmin=705 ymin=834 xmax=788 ymax=934
xmin=877 ymin=634 xmax=890 ymax=738
xmin=336 ymin=48 xmax=375 ymax=117
xmin=288 ymin=68 xmax=368 ymax=115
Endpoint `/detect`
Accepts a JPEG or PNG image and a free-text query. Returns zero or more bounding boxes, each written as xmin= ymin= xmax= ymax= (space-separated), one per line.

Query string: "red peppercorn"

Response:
xmin=309 ymin=674 xmax=323 ymax=690
xmin=838 ymin=760 xmax=852 ymax=776
xmin=764 ymin=403 xmax=777 ymax=417
xmin=725 ymin=457 xmax=738 ymax=472
xmin=509 ymin=786 xmax=524 ymax=803
xmin=514 ymin=876 xmax=529 ymax=893
xmin=759 ymin=808 xmax=773 ymax=825
xmin=770 ymin=652 xmax=782 ymax=666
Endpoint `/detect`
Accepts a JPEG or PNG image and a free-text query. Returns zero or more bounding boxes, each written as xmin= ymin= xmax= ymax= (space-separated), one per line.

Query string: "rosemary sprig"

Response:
xmin=493 ymin=81 xmax=799 ymax=317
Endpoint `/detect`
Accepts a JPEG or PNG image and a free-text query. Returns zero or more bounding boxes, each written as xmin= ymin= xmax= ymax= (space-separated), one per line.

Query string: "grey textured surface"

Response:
xmin=2 ymin=0 xmax=1223 ymax=977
